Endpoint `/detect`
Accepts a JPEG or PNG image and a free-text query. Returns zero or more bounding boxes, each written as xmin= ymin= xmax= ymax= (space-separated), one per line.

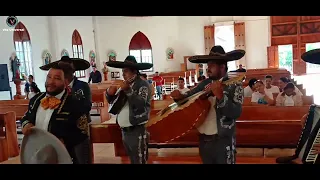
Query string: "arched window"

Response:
xmin=72 ymin=29 xmax=85 ymax=78
xmin=129 ymin=31 xmax=153 ymax=72
xmin=13 ymin=22 xmax=33 ymax=77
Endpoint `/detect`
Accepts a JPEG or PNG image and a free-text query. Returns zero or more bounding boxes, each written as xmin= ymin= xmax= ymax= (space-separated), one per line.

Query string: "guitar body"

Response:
xmin=145 ymin=74 xmax=245 ymax=143
xmin=146 ymin=91 xmax=211 ymax=143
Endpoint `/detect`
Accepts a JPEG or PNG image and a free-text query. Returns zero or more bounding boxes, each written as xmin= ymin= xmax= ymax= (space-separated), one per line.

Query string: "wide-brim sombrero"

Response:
xmin=301 ymin=48 xmax=320 ymax=65
xmin=106 ymin=55 xmax=153 ymax=70
xmin=188 ymin=45 xmax=246 ymax=64
xmin=20 ymin=127 xmax=73 ymax=164
xmin=39 ymin=56 xmax=90 ymax=71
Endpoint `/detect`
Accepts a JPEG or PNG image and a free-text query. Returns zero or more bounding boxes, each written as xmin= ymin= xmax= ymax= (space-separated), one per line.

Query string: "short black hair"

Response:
xmin=28 ymin=75 xmax=33 ymax=79
xmin=248 ymin=78 xmax=258 ymax=88
xmin=284 ymin=82 xmax=295 ymax=90
xmin=178 ymin=77 xmax=184 ymax=81
xmin=50 ymin=62 xmax=74 ymax=78
xmin=280 ymin=77 xmax=290 ymax=83
xmin=198 ymin=75 xmax=206 ymax=81
xmin=140 ymin=74 xmax=147 ymax=79
xmin=265 ymin=75 xmax=273 ymax=79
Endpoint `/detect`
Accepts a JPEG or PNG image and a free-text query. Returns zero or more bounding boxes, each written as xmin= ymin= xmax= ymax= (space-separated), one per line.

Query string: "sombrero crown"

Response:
xmin=40 ymin=56 xmax=90 ymax=71
xmin=106 ymin=55 xmax=153 ymax=70
xmin=188 ymin=45 xmax=245 ymax=64
xmin=301 ymin=48 xmax=320 ymax=65
xmin=20 ymin=127 xmax=73 ymax=164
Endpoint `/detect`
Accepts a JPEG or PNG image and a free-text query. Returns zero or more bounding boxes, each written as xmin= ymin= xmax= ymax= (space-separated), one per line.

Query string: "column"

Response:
xmin=47 ymin=16 xmax=60 ymax=60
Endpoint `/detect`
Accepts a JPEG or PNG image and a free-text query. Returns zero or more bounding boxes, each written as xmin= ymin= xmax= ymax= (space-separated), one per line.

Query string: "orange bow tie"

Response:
xmin=40 ymin=96 xmax=61 ymax=110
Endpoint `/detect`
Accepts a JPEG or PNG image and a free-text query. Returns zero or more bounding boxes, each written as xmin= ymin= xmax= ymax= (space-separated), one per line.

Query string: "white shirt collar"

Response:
xmin=46 ymin=90 xmax=65 ymax=100
xmin=69 ymin=79 xmax=75 ymax=88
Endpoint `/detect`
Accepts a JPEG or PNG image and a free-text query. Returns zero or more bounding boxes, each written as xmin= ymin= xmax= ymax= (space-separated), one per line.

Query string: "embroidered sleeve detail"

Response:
xmin=134 ymin=111 xmax=147 ymax=119
xmin=219 ymin=116 xmax=235 ymax=129
xmin=138 ymin=86 xmax=149 ymax=101
xmin=217 ymin=93 xmax=228 ymax=108
xmin=124 ymin=88 xmax=134 ymax=96
xmin=77 ymin=115 xmax=89 ymax=135
xmin=233 ymin=85 xmax=244 ymax=104
xmin=22 ymin=120 xmax=30 ymax=128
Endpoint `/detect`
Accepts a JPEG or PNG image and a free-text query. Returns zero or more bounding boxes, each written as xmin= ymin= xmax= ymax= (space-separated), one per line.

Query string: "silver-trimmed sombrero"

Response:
xmin=20 ymin=127 xmax=73 ymax=164
xmin=188 ymin=45 xmax=245 ymax=64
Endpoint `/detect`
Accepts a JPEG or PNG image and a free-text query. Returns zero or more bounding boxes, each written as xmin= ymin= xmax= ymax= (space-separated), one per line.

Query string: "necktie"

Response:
xmin=40 ymin=96 xmax=61 ymax=110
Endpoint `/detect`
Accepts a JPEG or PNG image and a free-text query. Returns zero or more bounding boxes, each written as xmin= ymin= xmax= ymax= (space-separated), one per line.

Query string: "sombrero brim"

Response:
xmin=301 ymin=49 xmax=320 ymax=65
xmin=20 ymin=127 xmax=73 ymax=164
xmin=189 ymin=50 xmax=246 ymax=64
xmin=106 ymin=61 xmax=153 ymax=70
xmin=39 ymin=58 xmax=90 ymax=71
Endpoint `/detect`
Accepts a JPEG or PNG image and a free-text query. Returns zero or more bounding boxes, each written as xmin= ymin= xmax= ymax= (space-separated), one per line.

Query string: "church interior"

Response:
xmin=1 ymin=16 xmax=320 ymax=164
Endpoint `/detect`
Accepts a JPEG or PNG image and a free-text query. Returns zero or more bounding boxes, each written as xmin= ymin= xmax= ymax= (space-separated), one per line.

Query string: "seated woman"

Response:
xmin=276 ymin=82 xmax=303 ymax=106
xmin=278 ymin=77 xmax=303 ymax=95
xmin=27 ymin=82 xmax=41 ymax=99
xmin=251 ymin=80 xmax=274 ymax=105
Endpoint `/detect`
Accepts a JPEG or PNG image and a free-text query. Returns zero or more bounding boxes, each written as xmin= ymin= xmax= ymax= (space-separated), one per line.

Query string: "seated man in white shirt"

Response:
xmin=278 ymin=77 xmax=303 ymax=96
xmin=251 ymin=80 xmax=274 ymax=105
xmin=264 ymin=75 xmax=280 ymax=94
xmin=243 ymin=78 xmax=257 ymax=97
xmin=176 ymin=77 xmax=189 ymax=94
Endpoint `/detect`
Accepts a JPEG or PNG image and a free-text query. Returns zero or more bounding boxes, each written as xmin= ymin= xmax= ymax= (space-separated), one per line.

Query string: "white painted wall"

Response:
xmin=0 ymin=16 xmax=95 ymax=100
xmin=0 ymin=16 xmax=271 ymax=100
xmin=95 ymin=16 xmax=180 ymax=76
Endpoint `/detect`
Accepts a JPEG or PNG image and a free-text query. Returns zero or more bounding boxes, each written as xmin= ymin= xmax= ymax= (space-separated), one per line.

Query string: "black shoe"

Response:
xmin=276 ymin=155 xmax=297 ymax=164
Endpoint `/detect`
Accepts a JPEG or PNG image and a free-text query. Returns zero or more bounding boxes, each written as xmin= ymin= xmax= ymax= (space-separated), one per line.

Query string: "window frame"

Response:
xmin=14 ymin=40 xmax=34 ymax=78
xmin=129 ymin=49 xmax=154 ymax=72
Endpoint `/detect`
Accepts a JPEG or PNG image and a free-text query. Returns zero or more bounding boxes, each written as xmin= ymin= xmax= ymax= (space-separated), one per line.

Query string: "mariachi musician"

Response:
xmin=276 ymin=49 xmax=320 ymax=164
xmin=106 ymin=56 xmax=153 ymax=164
xmin=20 ymin=62 xmax=92 ymax=164
xmin=39 ymin=56 xmax=92 ymax=164
xmin=171 ymin=46 xmax=245 ymax=164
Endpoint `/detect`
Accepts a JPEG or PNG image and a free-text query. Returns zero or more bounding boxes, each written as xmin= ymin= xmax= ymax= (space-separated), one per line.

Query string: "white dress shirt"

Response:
xmin=35 ymin=90 xmax=65 ymax=131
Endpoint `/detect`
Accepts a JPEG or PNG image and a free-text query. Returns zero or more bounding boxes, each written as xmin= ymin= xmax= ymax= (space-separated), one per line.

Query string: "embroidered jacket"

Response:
xmin=71 ymin=77 xmax=92 ymax=123
xmin=20 ymin=90 xmax=92 ymax=151
xmin=106 ymin=76 xmax=152 ymax=126
xmin=182 ymin=76 xmax=244 ymax=137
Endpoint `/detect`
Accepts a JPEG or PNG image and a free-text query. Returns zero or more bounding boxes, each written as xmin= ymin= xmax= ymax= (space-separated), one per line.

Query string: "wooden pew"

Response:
xmin=90 ymin=106 xmax=309 ymax=157
xmin=0 ymin=112 xmax=19 ymax=158
xmin=0 ymin=99 xmax=29 ymax=105
xmin=0 ymin=115 xmax=9 ymax=162
xmin=91 ymin=89 xmax=111 ymax=123
xmin=0 ymin=104 xmax=28 ymax=158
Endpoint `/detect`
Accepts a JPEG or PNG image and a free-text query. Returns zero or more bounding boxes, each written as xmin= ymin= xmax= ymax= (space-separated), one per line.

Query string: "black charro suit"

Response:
xmin=20 ymin=89 xmax=91 ymax=164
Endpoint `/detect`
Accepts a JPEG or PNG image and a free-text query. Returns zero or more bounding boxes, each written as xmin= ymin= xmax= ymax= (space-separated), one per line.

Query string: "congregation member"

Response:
xmin=88 ymin=65 xmax=102 ymax=83
xmin=171 ymin=46 xmax=245 ymax=164
xmin=276 ymin=82 xmax=303 ymax=106
xmin=278 ymin=77 xmax=303 ymax=96
xmin=264 ymin=75 xmax=280 ymax=94
xmin=152 ymin=72 xmax=163 ymax=100
xmin=106 ymin=56 xmax=153 ymax=164
xmin=251 ymin=80 xmax=274 ymax=105
xmin=243 ymin=78 xmax=257 ymax=97
xmin=176 ymin=77 xmax=189 ymax=94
